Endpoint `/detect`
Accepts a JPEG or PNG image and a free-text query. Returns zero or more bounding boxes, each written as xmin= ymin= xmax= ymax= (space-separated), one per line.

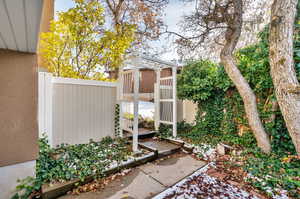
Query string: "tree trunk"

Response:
xmin=220 ymin=0 xmax=271 ymax=153
xmin=268 ymin=100 xmax=279 ymax=123
xmin=269 ymin=0 xmax=300 ymax=155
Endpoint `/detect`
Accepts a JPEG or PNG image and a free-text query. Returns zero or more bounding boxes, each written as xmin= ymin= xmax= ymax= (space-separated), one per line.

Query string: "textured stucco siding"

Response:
xmin=0 ymin=50 xmax=38 ymax=167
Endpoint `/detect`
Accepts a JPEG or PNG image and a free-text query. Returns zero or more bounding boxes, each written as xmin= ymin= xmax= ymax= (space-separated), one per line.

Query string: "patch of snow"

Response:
xmin=106 ymin=152 xmax=155 ymax=170
xmin=165 ymin=136 xmax=216 ymax=160
xmin=246 ymin=173 xmax=289 ymax=199
xmin=153 ymin=163 xmax=260 ymax=199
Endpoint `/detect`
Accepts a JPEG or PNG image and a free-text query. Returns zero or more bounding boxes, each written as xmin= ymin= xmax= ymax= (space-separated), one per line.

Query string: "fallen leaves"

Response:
xmin=68 ymin=169 xmax=132 ymax=195
xmin=159 ymin=173 xmax=260 ymax=199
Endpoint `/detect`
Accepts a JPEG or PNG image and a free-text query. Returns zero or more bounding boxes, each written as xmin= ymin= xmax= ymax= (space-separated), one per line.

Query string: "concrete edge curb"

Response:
xmin=42 ymin=152 xmax=157 ymax=199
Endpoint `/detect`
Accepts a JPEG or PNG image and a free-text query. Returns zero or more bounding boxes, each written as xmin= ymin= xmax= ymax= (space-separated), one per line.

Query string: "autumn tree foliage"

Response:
xmin=94 ymin=0 xmax=168 ymax=78
xmin=170 ymin=0 xmax=271 ymax=153
xmin=100 ymin=0 xmax=167 ymax=45
xmin=40 ymin=0 xmax=135 ymax=80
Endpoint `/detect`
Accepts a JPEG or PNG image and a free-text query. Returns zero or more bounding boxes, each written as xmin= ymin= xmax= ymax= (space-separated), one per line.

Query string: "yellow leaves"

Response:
xmin=282 ymin=157 xmax=290 ymax=163
xmin=121 ymin=193 xmax=129 ymax=199
xmin=281 ymin=155 xmax=300 ymax=163
xmin=74 ymin=0 xmax=84 ymax=3
xmin=39 ymin=0 xmax=135 ymax=80
xmin=98 ymin=23 xmax=136 ymax=69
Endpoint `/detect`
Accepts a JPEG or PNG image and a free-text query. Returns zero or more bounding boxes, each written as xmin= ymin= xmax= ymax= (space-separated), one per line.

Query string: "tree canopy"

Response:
xmin=100 ymin=0 xmax=167 ymax=46
xmin=40 ymin=0 xmax=136 ymax=80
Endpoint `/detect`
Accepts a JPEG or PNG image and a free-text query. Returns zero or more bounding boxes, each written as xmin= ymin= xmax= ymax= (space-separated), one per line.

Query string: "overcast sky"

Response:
xmin=55 ymin=0 xmax=194 ymax=61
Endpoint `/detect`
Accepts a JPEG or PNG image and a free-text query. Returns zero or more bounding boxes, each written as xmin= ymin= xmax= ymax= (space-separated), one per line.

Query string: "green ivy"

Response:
xmin=115 ymin=104 xmax=120 ymax=137
xmin=37 ymin=136 xmax=130 ymax=183
xmin=294 ymin=1 xmax=300 ymax=79
xmin=158 ymin=123 xmax=172 ymax=138
xmin=158 ymin=121 xmax=193 ymax=139
xmin=176 ymin=24 xmax=300 ymax=197
xmin=243 ymin=148 xmax=300 ymax=198
xmin=177 ymin=60 xmax=231 ymax=102
xmin=177 ymin=26 xmax=298 ymax=154
xmin=12 ymin=135 xmax=131 ymax=199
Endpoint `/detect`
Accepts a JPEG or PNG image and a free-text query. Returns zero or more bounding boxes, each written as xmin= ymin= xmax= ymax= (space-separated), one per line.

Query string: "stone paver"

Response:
xmin=140 ymin=155 xmax=206 ymax=187
xmin=59 ymin=154 xmax=206 ymax=199
xmin=59 ymin=168 xmax=165 ymax=199
xmin=140 ymin=140 xmax=180 ymax=152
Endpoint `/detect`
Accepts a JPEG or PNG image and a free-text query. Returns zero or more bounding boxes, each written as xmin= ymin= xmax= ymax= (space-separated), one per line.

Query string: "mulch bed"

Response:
xmin=159 ymin=173 xmax=260 ymax=199
xmin=154 ymin=154 xmax=271 ymax=199
xmin=206 ymin=155 xmax=269 ymax=199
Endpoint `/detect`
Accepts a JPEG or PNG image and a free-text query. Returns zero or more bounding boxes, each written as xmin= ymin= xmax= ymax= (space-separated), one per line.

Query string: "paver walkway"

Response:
xmin=59 ymin=154 xmax=206 ymax=199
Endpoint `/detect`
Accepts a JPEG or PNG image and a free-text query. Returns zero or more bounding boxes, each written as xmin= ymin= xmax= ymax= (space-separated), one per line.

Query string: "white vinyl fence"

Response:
xmin=38 ymin=72 xmax=117 ymax=147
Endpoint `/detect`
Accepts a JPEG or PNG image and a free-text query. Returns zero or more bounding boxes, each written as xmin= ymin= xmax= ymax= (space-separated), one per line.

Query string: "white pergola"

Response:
xmin=118 ymin=55 xmax=179 ymax=152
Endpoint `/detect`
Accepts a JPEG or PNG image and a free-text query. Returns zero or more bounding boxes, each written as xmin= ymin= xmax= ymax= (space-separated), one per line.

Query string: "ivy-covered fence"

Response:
xmin=176 ymin=27 xmax=300 ymax=197
xmin=177 ymin=28 xmax=299 ymax=153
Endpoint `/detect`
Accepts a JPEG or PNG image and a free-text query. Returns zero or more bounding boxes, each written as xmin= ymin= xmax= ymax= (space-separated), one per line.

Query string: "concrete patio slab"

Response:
xmin=59 ymin=168 xmax=165 ymax=199
xmin=139 ymin=155 xmax=206 ymax=187
xmin=59 ymin=154 xmax=206 ymax=199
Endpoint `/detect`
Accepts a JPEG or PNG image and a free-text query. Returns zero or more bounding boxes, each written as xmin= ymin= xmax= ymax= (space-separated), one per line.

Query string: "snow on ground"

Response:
xmin=153 ymin=163 xmax=261 ymax=199
xmin=107 ymin=151 xmax=155 ymax=170
xmin=167 ymin=137 xmax=216 ymax=160
xmin=159 ymin=138 xmax=290 ymax=199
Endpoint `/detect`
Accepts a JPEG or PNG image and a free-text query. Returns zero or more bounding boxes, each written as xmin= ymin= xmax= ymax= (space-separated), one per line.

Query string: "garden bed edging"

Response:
xmin=42 ymin=152 xmax=157 ymax=199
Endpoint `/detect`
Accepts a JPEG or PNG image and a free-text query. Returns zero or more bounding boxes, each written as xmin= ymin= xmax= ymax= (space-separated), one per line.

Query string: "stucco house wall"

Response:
xmin=0 ymin=50 xmax=38 ymax=199
xmin=0 ymin=50 xmax=38 ymax=166
xmin=0 ymin=0 xmax=53 ymax=198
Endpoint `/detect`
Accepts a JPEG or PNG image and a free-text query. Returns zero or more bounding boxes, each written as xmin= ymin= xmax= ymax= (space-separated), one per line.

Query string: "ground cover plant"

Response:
xmin=37 ymin=136 xmax=131 ymax=183
xmin=12 ymin=136 xmax=132 ymax=199
xmin=161 ymin=120 xmax=300 ymax=197
xmin=164 ymin=27 xmax=300 ymax=198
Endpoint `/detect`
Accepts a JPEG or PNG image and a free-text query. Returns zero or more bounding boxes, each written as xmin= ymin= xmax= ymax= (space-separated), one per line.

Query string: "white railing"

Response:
xmin=122 ymin=70 xmax=134 ymax=94
xmin=155 ymin=67 xmax=177 ymax=136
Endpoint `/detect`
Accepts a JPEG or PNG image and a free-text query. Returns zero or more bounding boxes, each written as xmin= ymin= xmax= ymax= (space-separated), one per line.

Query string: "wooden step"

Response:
xmin=139 ymin=140 xmax=181 ymax=158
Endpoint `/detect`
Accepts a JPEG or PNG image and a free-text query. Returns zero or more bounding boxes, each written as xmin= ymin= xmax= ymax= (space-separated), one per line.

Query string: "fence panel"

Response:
xmin=38 ymin=72 xmax=53 ymax=145
xmin=38 ymin=73 xmax=117 ymax=147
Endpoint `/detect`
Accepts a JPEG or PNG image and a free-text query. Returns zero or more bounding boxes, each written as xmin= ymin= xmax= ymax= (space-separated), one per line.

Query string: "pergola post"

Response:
xmin=154 ymin=69 xmax=160 ymax=131
xmin=133 ymin=68 xmax=139 ymax=152
xmin=118 ymin=67 xmax=124 ymax=137
xmin=172 ymin=66 xmax=177 ymax=137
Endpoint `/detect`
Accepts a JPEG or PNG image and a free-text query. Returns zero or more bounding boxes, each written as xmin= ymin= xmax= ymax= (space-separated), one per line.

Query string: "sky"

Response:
xmin=55 ymin=0 xmax=75 ymax=13
xmin=55 ymin=0 xmax=194 ymax=61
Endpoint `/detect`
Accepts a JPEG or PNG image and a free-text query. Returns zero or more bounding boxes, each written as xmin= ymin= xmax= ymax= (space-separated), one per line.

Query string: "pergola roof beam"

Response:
xmin=123 ymin=55 xmax=180 ymax=70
